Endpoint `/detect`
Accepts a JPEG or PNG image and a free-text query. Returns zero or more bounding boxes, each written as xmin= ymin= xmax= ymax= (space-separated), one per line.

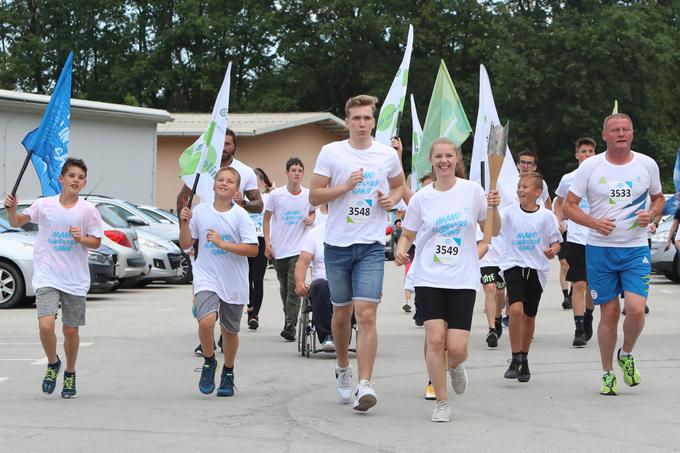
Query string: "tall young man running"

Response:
xmin=563 ymin=113 xmax=664 ymax=395
xmin=310 ymin=95 xmax=406 ymax=412
xmin=554 ymin=137 xmax=597 ymax=346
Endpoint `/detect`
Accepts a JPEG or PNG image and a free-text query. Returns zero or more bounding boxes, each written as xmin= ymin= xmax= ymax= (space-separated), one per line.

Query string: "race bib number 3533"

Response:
xmin=608 ymin=181 xmax=633 ymax=203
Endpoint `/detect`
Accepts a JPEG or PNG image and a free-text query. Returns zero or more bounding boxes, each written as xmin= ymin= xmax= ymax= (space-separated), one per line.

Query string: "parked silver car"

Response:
xmin=651 ymin=216 xmax=680 ymax=282
xmin=0 ymin=202 xmax=147 ymax=284
xmin=0 ymin=217 xmax=118 ymax=309
xmin=84 ymin=196 xmax=191 ymax=284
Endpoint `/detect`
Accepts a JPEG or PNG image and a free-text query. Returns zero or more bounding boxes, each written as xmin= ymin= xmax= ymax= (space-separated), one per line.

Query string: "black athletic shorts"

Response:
xmin=413 ymin=287 xmax=476 ymax=330
xmin=557 ymin=231 xmax=568 ymax=260
xmin=503 ymin=267 xmax=543 ymax=318
xmin=480 ymin=266 xmax=505 ymax=290
xmin=565 ymin=242 xmax=587 ymax=282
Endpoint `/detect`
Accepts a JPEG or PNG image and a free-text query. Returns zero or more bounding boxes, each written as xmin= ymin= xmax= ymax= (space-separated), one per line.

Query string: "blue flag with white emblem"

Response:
xmin=21 ymin=51 xmax=73 ymax=196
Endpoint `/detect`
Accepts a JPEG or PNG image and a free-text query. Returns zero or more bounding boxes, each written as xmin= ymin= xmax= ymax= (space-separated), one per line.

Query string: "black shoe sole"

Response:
xmin=486 ymin=334 xmax=498 ymax=348
xmin=248 ymin=319 xmax=259 ymax=330
xmin=517 ymin=374 xmax=531 ymax=382
xmin=280 ymin=330 xmax=295 ymax=341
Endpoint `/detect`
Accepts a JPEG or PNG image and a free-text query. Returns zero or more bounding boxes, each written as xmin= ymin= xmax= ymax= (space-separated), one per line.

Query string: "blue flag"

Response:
xmin=21 ymin=52 xmax=73 ymax=196
xmin=662 ymin=147 xmax=680 ymax=215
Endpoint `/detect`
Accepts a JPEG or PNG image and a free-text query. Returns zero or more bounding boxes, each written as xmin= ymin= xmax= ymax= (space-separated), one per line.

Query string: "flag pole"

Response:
xmin=187 ymin=173 xmax=200 ymax=210
xmin=11 ymin=151 xmax=33 ymax=196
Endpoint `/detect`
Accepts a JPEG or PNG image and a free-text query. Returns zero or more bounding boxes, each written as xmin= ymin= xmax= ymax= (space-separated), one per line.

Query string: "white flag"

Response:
xmin=409 ymin=94 xmax=423 ymax=193
xmin=469 ymin=64 xmax=518 ymax=209
xmin=179 ymin=63 xmax=232 ymax=205
xmin=375 ymin=25 xmax=414 ymax=145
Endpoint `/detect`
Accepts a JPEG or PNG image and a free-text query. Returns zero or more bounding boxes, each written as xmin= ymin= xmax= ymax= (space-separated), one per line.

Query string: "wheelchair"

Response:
xmin=297 ymin=295 xmax=356 ymax=358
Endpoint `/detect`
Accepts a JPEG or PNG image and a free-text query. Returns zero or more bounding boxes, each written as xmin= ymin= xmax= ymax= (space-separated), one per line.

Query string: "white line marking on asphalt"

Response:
xmin=0 ymin=377 xmax=9 ymax=384
xmin=0 ymin=358 xmax=38 ymax=362
xmin=161 ymin=308 xmax=175 ymax=312
xmin=31 ymin=358 xmax=48 ymax=365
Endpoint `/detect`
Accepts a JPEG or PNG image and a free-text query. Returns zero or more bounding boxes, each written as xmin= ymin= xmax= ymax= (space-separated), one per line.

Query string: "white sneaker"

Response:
xmin=431 ymin=400 xmax=451 ymax=422
xmin=353 ymin=380 xmax=377 ymax=412
xmin=321 ymin=338 xmax=335 ymax=352
xmin=449 ymin=365 xmax=468 ymax=395
xmin=335 ymin=365 xmax=353 ymax=404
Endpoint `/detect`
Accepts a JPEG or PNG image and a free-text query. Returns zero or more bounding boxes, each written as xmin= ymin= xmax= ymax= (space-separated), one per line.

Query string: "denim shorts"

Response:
xmin=324 ymin=242 xmax=384 ymax=305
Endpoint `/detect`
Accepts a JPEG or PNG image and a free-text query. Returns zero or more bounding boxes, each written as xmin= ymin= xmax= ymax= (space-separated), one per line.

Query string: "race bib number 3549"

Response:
xmin=433 ymin=237 xmax=461 ymax=264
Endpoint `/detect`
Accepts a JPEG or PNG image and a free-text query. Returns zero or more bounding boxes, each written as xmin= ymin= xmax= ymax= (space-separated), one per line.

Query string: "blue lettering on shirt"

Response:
xmin=47 ymin=230 xmax=76 ymax=252
xmin=512 ymin=231 xmax=540 ymax=251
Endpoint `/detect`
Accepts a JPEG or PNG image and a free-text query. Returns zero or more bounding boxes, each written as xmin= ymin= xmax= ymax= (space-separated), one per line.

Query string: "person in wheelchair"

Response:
xmin=294 ymin=220 xmax=335 ymax=352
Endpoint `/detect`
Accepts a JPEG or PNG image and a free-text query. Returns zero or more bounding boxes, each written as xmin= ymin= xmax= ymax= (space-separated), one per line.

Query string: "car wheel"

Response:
xmin=170 ymin=252 xmax=193 ymax=284
xmin=0 ymin=261 xmax=26 ymax=309
xmin=669 ymin=253 xmax=680 ymax=283
xmin=118 ymin=277 xmax=140 ymax=289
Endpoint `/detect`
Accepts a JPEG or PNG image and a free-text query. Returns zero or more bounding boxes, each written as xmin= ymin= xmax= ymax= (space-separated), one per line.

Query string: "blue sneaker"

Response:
xmin=502 ymin=315 xmax=510 ymax=328
xmin=216 ymin=368 xmax=235 ymax=397
xmin=199 ymin=358 xmax=217 ymax=394
xmin=42 ymin=357 xmax=61 ymax=394
xmin=61 ymin=372 xmax=77 ymax=398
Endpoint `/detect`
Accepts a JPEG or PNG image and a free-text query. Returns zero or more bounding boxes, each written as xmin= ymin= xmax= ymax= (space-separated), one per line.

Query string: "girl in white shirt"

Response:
xmin=395 ymin=138 xmax=500 ymax=423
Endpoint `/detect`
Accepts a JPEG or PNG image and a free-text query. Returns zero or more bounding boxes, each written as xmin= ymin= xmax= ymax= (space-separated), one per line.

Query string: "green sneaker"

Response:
xmin=600 ymin=372 xmax=617 ymax=396
xmin=617 ymin=350 xmax=641 ymax=387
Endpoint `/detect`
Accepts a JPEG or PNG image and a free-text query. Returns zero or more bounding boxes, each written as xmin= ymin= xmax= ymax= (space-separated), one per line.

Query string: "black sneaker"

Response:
xmin=495 ymin=317 xmax=503 ymax=339
xmin=645 ymin=305 xmax=649 ymax=314
xmin=486 ymin=330 xmax=499 ymax=348
xmin=562 ymin=295 xmax=572 ymax=310
xmin=199 ymin=357 xmax=217 ymax=394
xmin=504 ymin=359 xmax=520 ymax=379
xmin=518 ymin=359 xmax=531 ymax=382
xmin=194 ymin=344 xmax=203 ymax=357
xmin=61 ymin=371 xmax=77 ymax=398
xmin=216 ymin=368 xmax=235 ymax=397
xmin=280 ymin=324 xmax=295 ymax=341
xmin=584 ymin=311 xmax=594 ymax=342
xmin=42 ymin=357 xmax=61 ymax=394
xmin=248 ymin=317 xmax=259 ymax=330
xmin=573 ymin=328 xmax=587 ymax=347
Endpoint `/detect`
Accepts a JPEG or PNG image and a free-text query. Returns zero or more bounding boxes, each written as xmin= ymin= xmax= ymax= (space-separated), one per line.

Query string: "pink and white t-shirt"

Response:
xmin=25 ymin=196 xmax=104 ymax=296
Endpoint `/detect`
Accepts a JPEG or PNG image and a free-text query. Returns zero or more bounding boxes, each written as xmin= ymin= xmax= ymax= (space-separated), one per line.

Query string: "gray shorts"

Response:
xmin=194 ymin=291 xmax=243 ymax=333
xmin=36 ymin=287 xmax=86 ymax=327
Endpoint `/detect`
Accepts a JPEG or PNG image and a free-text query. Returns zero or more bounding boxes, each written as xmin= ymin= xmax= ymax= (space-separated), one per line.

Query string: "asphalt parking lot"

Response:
xmin=1 ymin=261 xmax=679 ymax=452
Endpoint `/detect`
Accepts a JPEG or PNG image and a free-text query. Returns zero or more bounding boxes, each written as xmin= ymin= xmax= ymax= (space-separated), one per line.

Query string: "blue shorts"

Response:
xmin=585 ymin=245 xmax=651 ymax=304
xmin=324 ymin=242 xmax=384 ymax=305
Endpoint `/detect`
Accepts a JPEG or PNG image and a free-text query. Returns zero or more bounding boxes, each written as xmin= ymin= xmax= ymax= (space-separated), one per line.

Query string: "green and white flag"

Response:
xmin=179 ymin=62 xmax=232 ymax=205
xmin=415 ymin=60 xmax=472 ymax=178
xmin=409 ymin=94 xmax=423 ymax=193
xmin=375 ymin=24 xmax=414 ymax=145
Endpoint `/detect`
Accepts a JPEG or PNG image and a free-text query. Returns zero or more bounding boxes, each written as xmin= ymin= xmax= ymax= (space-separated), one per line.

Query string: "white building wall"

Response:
xmin=1 ymin=108 xmax=158 ymax=205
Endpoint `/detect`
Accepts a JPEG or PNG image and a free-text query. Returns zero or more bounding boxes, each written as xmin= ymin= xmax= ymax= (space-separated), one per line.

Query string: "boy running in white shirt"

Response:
xmin=264 ymin=157 xmax=315 ymax=341
xmin=179 ymin=167 xmax=258 ymax=397
xmin=5 ymin=158 xmax=104 ymax=398
xmin=500 ymin=172 xmax=562 ymax=382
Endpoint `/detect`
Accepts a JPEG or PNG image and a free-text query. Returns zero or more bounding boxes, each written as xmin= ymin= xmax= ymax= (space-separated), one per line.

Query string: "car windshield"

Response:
xmin=139 ymin=207 xmax=172 ymax=224
xmin=95 ymin=204 xmax=130 ymax=229
xmin=0 ymin=206 xmax=37 ymax=232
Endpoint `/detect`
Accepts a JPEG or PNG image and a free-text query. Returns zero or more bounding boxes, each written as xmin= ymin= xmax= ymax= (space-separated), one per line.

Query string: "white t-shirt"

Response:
xmin=479 ymin=234 xmax=503 ymax=267
xmin=513 ymin=179 xmax=550 ymax=207
xmin=402 ymin=180 xmax=487 ymax=290
xmin=264 ymin=186 xmax=313 ymax=259
xmin=249 ymin=192 xmax=269 ymax=237
xmin=299 ymin=223 xmax=326 ymax=281
xmin=568 ymin=152 xmax=662 ymax=247
xmin=312 ymin=208 xmax=328 ymax=227
xmin=313 ymin=139 xmax=402 ymax=247
xmin=229 ymin=158 xmax=258 ymax=195
xmin=25 ymin=196 xmax=104 ymax=297
xmin=498 ymin=204 xmax=563 ymax=289
xmin=189 ymin=202 xmax=257 ymax=304
xmin=555 ymin=169 xmax=590 ymax=245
